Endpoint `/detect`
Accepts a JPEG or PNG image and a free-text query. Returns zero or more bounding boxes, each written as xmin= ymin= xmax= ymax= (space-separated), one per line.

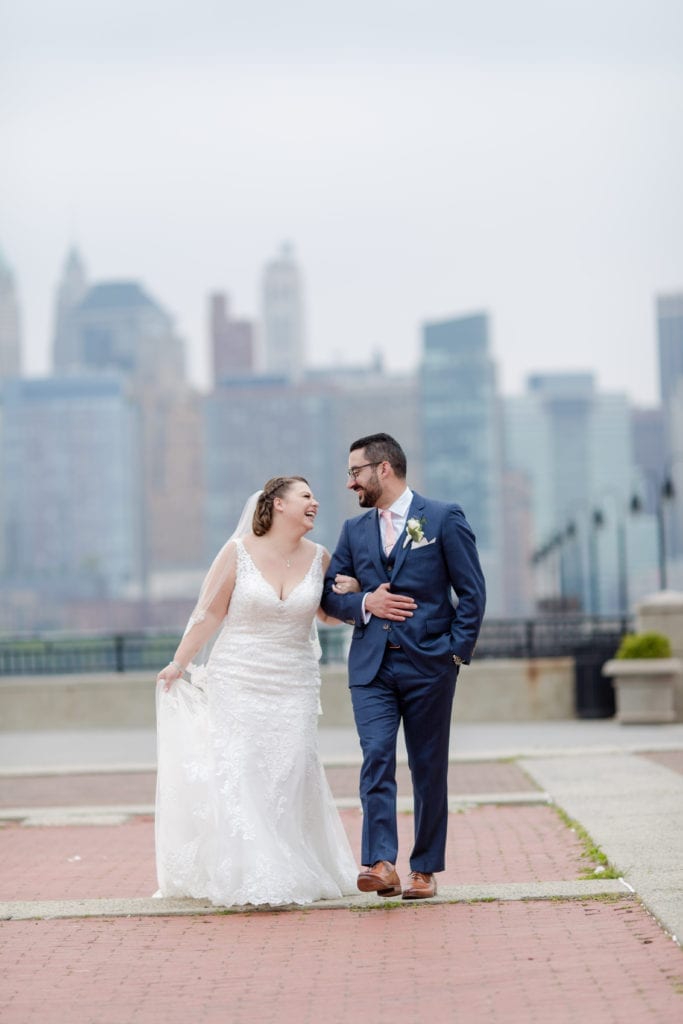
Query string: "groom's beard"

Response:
xmin=353 ymin=472 xmax=382 ymax=508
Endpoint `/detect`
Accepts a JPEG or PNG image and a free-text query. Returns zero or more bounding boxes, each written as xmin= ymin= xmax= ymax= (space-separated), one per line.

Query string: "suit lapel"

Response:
xmin=390 ymin=492 xmax=426 ymax=579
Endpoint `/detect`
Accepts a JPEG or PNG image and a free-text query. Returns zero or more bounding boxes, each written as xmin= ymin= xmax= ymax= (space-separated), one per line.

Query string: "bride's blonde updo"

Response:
xmin=252 ymin=476 xmax=309 ymax=536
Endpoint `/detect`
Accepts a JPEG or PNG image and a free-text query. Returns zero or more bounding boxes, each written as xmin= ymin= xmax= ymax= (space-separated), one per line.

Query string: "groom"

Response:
xmin=322 ymin=433 xmax=485 ymax=899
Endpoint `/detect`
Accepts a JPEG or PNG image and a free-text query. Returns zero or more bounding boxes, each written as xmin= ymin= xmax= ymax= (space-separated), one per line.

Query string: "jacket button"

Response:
xmin=382 ymin=623 xmax=390 ymax=631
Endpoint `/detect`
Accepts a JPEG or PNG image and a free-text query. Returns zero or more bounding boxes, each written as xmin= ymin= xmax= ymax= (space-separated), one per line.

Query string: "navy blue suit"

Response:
xmin=322 ymin=491 xmax=485 ymax=872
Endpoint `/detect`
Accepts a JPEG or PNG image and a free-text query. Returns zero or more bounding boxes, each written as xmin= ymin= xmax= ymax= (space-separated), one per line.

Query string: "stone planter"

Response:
xmin=601 ymin=658 xmax=681 ymax=724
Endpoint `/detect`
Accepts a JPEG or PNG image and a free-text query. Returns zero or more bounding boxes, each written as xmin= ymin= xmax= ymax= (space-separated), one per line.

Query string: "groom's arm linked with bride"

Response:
xmin=321 ymin=432 xmax=486 ymax=901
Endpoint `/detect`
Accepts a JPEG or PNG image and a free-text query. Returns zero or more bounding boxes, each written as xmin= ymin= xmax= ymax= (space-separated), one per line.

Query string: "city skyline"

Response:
xmin=2 ymin=298 xmax=679 ymax=628
xmin=2 ymin=1 xmax=683 ymax=404
xmin=1 ymin=239 xmax=681 ymax=410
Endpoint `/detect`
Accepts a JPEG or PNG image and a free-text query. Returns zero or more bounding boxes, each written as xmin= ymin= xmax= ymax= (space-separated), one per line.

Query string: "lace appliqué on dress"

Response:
xmin=155 ymin=540 xmax=357 ymax=906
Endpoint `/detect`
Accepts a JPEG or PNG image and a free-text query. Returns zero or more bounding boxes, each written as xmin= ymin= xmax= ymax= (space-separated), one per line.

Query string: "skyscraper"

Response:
xmin=0 ymin=250 xmax=21 ymax=380
xmin=203 ymin=377 xmax=337 ymax=558
xmin=54 ymin=276 xmax=198 ymax=592
xmin=261 ymin=243 xmax=305 ymax=380
xmin=210 ymin=292 xmax=255 ymax=384
xmin=0 ymin=376 xmax=141 ymax=598
xmin=631 ymin=407 xmax=667 ymax=514
xmin=52 ymin=247 xmax=88 ymax=373
xmin=656 ymin=292 xmax=683 ymax=561
xmin=136 ymin=386 xmax=205 ymax=586
xmin=657 ymin=293 xmax=683 ymax=418
xmin=504 ymin=374 xmax=636 ymax=613
xmin=420 ymin=313 xmax=503 ymax=614
xmin=68 ymin=281 xmax=186 ymax=386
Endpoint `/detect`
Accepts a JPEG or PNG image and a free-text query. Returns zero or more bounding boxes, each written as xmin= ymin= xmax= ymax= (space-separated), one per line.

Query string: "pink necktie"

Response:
xmin=380 ymin=508 xmax=397 ymax=555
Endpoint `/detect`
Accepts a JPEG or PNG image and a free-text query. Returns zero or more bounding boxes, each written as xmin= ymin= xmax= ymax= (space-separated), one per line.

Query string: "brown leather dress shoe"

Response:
xmin=402 ymin=871 xmax=437 ymax=900
xmin=357 ymin=861 xmax=402 ymax=897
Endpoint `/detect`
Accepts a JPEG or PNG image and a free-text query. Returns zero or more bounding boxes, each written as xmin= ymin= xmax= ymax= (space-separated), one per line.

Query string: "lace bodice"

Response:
xmin=223 ymin=538 xmax=324 ymax=648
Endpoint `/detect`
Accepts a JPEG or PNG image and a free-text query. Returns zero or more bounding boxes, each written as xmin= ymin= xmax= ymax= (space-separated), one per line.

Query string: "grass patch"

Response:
xmin=350 ymin=900 xmax=404 ymax=911
xmin=553 ymin=806 xmax=622 ymax=879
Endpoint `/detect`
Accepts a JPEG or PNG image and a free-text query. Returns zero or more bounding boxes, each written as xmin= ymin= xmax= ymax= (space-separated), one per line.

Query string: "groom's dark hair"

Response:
xmin=350 ymin=433 xmax=407 ymax=479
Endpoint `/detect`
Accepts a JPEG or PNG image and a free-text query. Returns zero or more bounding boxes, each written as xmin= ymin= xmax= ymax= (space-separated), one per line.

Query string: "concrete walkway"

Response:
xmin=1 ymin=722 xmax=682 ymax=1022
xmin=2 ymin=719 xmax=683 ymax=772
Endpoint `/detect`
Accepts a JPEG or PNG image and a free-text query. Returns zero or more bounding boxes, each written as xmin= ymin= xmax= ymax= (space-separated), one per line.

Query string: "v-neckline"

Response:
xmin=239 ymin=539 xmax=319 ymax=603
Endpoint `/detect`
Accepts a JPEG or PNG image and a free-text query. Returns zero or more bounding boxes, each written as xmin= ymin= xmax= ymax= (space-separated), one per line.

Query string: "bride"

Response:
xmin=155 ymin=476 xmax=359 ymax=907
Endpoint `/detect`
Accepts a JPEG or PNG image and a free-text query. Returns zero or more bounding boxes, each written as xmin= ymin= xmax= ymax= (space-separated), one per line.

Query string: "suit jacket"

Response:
xmin=322 ymin=491 xmax=486 ymax=686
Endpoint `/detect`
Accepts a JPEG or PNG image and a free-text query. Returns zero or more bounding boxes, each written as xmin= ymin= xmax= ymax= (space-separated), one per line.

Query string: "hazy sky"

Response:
xmin=2 ymin=1 xmax=682 ymax=402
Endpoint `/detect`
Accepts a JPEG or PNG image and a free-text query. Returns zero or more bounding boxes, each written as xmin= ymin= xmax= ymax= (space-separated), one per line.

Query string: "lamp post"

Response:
xmin=560 ymin=521 xmax=577 ymax=606
xmin=616 ymin=514 xmax=628 ymax=615
xmin=530 ymin=531 xmax=566 ymax=612
xmin=592 ymin=495 xmax=630 ymax=616
xmin=588 ymin=508 xmax=604 ymax=617
xmin=631 ymin=476 xmax=675 ymax=591
xmin=536 ymin=512 xmax=594 ymax=614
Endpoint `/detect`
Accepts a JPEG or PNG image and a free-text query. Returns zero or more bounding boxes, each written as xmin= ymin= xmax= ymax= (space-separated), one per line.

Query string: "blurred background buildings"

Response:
xmin=0 ymin=241 xmax=682 ymax=633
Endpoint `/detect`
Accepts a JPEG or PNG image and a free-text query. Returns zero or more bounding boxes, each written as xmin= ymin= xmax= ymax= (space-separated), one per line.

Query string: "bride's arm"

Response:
xmin=157 ymin=543 xmax=238 ymax=689
xmin=316 ymin=550 xmax=360 ymax=625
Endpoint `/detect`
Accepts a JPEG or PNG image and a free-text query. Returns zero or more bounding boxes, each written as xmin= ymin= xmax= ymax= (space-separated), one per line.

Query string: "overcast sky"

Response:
xmin=2 ymin=0 xmax=682 ymax=403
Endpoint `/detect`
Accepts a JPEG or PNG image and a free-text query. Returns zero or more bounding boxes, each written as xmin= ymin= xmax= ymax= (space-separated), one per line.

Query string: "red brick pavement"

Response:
xmin=1 ymin=901 xmax=682 ymax=1024
xmin=640 ymin=750 xmax=683 ymax=776
xmin=0 ymin=760 xmax=537 ymax=809
xmin=1 ymin=759 xmax=682 ymax=1022
xmin=326 ymin=760 xmax=538 ymax=798
xmin=0 ymin=805 xmax=594 ymax=903
xmin=0 ymin=772 xmax=158 ymax=809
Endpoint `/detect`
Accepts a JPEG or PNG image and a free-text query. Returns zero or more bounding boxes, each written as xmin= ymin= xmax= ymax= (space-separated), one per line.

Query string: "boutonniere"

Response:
xmin=403 ymin=517 xmax=426 ymax=548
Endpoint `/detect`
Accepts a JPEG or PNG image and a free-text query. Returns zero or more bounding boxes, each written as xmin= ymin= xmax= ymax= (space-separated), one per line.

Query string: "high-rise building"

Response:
xmin=68 ymin=281 xmax=186 ymax=386
xmin=210 ymin=292 xmax=255 ymax=384
xmin=261 ymin=243 xmax=305 ymax=380
xmin=656 ymin=292 xmax=683 ymax=560
xmin=631 ymin=407 xmax=667 ymax=513
xmin=204 ymin=376 xmax=337 ymax=558
xmin=305 ymin=361 xmax=422 ymax=526
xmin=204 ymin=361 xmax=421 ymax=562
xmin=0 ymin=250 xmax=21 ymax=380
xmin=138 ymin=387 xmax=205 ymax=579
xmin=500 ymin=469 xmax=535 ymax=617
xmin=52 ymin=247 xmax=88 ymax=373
xmin=657 ymin=293 xmax=683 ymax=418
xmin=0 ymin=376 xmax=142 ymax=599
xmin=420 ymin=313 xmax=503 ymax=614
xmin=504 ymin=374 xmax=638 ymax=613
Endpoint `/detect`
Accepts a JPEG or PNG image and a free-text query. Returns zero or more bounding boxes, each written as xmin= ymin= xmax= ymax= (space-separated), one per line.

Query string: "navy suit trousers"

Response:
xmin=350 ymin=646 xmax=457 ymax=872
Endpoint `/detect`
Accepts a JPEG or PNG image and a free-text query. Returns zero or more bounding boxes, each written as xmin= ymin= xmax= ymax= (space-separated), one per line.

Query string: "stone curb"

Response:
xmin=0 ymin=880 xmax=632 ymax=922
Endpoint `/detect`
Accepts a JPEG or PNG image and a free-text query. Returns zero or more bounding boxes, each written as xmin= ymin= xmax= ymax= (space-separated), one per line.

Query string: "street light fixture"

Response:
xmin=589 ymin=508 xmax=604 ymax=616
xmin=630 ymin=476 xmax=676 ymax=590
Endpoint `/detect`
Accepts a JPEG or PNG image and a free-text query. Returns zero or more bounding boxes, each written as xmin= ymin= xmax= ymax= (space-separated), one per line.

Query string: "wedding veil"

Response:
xmin=184 ymin=490 xmax=261 ymax=684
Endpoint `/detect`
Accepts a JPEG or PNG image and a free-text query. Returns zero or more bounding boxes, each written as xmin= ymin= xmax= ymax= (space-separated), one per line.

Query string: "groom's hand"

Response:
xmin=365 ymin=582 xmax=417 ymax=621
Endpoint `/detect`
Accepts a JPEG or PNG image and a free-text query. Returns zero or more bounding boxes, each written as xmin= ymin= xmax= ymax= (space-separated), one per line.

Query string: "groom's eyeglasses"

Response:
xmin=347 ymin=462 xmax=381 ymax=480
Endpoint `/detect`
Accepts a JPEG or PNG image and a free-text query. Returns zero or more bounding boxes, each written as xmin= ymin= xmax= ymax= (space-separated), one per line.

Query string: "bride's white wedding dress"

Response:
xmin=155 ymin=538 xmax=358 ymax=906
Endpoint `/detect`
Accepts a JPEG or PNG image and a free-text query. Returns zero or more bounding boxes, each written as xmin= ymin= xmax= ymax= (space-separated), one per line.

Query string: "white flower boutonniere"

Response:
xmin=403 ymin=517 xmax=426 ymax=548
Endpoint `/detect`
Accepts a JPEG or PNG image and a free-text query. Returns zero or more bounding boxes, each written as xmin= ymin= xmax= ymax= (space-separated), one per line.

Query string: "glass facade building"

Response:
xmin=420 ymin=313 xmax=502 ymax=614
xmin=0 ymin=251 xmax=21 ymax=380
xmin=504 ymin=374 xmax=636 ymax=614
xmin=0 ymin=376 xmax=141 ymax=600
xmin=261 ymin=244 xmax=305 ymax=382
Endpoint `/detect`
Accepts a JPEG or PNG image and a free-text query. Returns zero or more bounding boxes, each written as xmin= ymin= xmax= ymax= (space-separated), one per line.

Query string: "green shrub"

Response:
xmin=615 ymin=631 xmax=672 ymax=660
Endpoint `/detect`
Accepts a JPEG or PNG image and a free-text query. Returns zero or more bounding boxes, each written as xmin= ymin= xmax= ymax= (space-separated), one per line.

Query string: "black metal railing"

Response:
xmin=474 ymin=614 xmax=632 ymax=660
xmin=0 ymin=617 xmax=632 ymax=676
